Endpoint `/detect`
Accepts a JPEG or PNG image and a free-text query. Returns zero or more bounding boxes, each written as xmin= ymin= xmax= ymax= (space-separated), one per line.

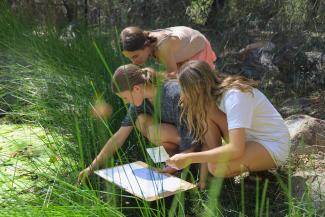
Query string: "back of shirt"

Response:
xmin=156 ymin=26 xmax=206 ymax=63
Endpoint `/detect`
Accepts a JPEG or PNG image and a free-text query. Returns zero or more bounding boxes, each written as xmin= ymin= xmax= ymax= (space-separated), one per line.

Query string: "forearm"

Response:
xmin=188 ymin=144 xmax=243 ymax=164
xmin=89 ymin=139 xmax=120 ymax=170
xmin=89 ymin=127 xmax=132 ymax=170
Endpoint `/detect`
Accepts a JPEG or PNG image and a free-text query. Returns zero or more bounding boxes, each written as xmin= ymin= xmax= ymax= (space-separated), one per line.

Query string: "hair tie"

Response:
xmin=141 ymin=69 xmax=151 ymax=81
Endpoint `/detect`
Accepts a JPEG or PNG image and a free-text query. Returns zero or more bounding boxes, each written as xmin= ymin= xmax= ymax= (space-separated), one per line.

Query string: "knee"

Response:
xmin=207 ymin=163 xmax=228 ymax=176
xmin=135 ymin=114 xmax=149 ymax=137
xmin=208 ymin=162 xmax=246 ymax=177
xmin=208 ymin=163 xmax=217 ymax=175
xmin=147 ymin=125 xmax=159 ymax=143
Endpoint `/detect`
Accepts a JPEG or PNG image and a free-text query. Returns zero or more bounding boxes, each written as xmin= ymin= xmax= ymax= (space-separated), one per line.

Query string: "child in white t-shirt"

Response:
xmin=166 ymin=60 xmax=290 ymax=177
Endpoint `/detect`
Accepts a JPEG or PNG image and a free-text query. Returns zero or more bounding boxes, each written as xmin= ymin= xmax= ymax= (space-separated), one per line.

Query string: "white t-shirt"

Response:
xmin=218 ymin=88 xmax=289 ymax=144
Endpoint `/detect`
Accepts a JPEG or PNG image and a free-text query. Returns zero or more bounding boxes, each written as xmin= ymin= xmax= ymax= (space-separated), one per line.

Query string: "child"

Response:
xmin=78 ymin=64 xmax=226 ymax=184
xmin=166 ymin=60 xmax=290 ymax=177
xmin=120 ymin=26 xmax=217 ymax=78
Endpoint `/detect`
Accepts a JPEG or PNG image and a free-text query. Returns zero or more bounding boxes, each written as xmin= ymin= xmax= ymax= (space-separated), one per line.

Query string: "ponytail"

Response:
xmin=120 ymin=27 xmax=157 ymax=51
xmin=111 ymin=64 xmax=164 ymax=93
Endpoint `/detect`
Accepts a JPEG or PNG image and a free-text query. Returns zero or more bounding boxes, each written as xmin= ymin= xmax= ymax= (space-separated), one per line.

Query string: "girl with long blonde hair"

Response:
xmin=167 ymin=60 xmax=290 ymax=177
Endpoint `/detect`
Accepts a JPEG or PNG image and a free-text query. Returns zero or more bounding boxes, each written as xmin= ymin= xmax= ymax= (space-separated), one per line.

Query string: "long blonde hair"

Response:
xmin=178 ymin=60 xmax=258 ymax=144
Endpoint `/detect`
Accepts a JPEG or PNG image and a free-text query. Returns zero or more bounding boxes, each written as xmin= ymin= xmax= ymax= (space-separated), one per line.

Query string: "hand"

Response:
xmin=78 ymin=166 xmax=94 ymax=183
xmin=161 ymin=165 xmax=178 ymax=174
xmin=166 ymin=153 xmax=192 ymax=170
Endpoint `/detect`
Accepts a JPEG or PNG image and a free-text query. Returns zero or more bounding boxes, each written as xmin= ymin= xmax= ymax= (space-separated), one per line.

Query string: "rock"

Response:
xmin=279 ymin=91 xmax=325 ymax=119
xmin=290 ymin=151 xmax=325 ymax=215
xmin=285 ymin=115 xmax=325 ymax=153
xmin=222 ymin=41 xmax=324 ymax=96
xmin=292 ymin=169 xmax=325 ymax=214
xmin=221 ymin=41 xmax=280 ymax=80
xmin=304 ymin=51 xmax=325 ymax=88
xmin=305 ymin=52 xmax=325 ymax=73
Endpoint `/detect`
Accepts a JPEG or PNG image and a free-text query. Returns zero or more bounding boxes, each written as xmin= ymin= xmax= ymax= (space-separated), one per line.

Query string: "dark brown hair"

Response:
xmin=120 ymin=26 xmax=157 ymax=51
xmin=111 ymin=64 xmax=163 ymax=93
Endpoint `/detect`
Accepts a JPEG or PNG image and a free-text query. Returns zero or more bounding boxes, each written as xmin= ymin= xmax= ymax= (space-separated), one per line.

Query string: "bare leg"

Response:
xmin=208 ymin=141 xmax=276 ymax=177
xmin=135 ymin=114 xmax=180 ymax=155
xmin=147 ymin=124 xmax=180 ymax=155
xmin=135 ymin=114 xmax=182 ymax=174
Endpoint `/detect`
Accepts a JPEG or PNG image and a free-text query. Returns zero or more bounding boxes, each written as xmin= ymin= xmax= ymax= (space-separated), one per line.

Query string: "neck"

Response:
xmin=149 ymin=44 xmax=156 ymax=58
xmin=143 ymin=84 xmax=157 ymax=103
xmin=206 ymin=99 xmax=218 ymax=111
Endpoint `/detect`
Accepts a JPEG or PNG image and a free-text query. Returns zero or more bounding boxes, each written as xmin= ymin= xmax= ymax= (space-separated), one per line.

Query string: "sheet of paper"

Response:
xmin=95 ymin=162 xmax=181 ymax=199
xmin=146 ymin=146 xmax=170 ymax=163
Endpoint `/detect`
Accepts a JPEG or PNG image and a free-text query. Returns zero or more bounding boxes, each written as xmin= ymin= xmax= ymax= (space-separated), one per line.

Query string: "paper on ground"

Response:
xmin=95 ymin=162 xmax=181 ymax=199
xmin=146 ymin=146 xmax=170 ymax=163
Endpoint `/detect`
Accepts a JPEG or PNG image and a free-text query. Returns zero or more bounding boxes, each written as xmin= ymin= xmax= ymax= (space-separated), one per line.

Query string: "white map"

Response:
xmin=95 ymin=162 xmax=181 ymax=199
xmin=146 ymin=146 xmax=170 ymax=163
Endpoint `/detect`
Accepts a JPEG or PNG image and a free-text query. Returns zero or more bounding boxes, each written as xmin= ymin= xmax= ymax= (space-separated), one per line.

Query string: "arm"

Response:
xmin=192 ymin=91 xmax=253 ymax=163
xmin=191 ymin=128 xmax=245 ymax=163
xmin=197 ymin=107 xmax=228 ymax=189
xmin=78 ymin=126 xmax=133 ymax=182
xmin=211 ymin=107 xmax=229 ymax=143
xmin=90 ymin=126 xmax=133 ymax=169
xmin=168 ymin=91 xmax=255 ymax=169
xmin=166 ymin=128 xmax=246 ymax=170
xmin=156 ymin=38 xmax=180 ymax=78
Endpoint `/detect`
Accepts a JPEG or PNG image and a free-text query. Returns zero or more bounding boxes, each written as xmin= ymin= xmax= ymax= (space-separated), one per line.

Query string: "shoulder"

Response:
xmin=220 ymin=88 xmax=257 ymax=110
xmin=163 ymin=80 xmax=180 ymax=92
xmin=222 ymin=89 xmax=243 ymax=101
xmin=222 ymin=88 xmax=256 ymax=101
xmin=162 ymin=80 xmax=180 ymax=98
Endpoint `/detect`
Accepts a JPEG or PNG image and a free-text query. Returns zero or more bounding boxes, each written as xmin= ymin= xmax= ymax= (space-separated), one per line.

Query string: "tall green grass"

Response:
xmin=0 ymin=2 xmax=322 ymax=217
xmin=1 ymin=2 xmax=127 ymax=215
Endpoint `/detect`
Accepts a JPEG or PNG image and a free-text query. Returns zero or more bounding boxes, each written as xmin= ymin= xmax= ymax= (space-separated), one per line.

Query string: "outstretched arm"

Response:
xmin=78 ymin=126 xmax=133 ymax=182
